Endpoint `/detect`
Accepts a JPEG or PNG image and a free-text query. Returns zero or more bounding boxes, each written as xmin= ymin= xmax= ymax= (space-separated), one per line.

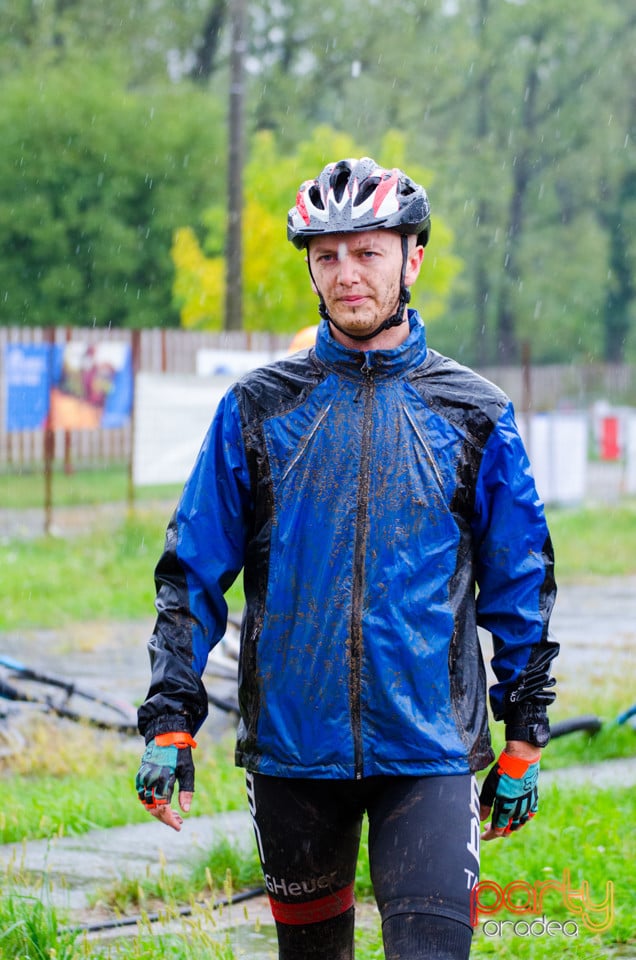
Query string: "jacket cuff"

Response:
xmin=503 ymin=701 xmax=549 ymax=729
xmin=143 ymin=714 xmax=192 ymax=744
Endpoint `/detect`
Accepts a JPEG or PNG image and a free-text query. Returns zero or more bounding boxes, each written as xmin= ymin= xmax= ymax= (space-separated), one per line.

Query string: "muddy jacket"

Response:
xmin=138 ymin=312 xmax=558 ymax=778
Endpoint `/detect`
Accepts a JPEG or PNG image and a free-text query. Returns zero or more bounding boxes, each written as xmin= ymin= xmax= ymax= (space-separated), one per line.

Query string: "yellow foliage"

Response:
xmin=171 ymin=227 xmax=224 ymax=331
xmin=171 ymin=127 xmax=463 ymax=333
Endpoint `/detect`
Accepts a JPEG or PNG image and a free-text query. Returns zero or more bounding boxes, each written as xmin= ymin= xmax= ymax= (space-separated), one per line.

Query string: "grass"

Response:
xmin=0 ymin=720 xmax=245 ymax=845
xmin=0 ymin=702 xmax=632 ymax=848
xmin=0 ymin=465 xmax=182 ymax=510
xmin=91 ymin=836 xmax=264 ymax=915
xmin=0 ymin=513 xmax=245 ymax=631
xmin=549 ymin=501 xmax=636 ymax=579
xmin=2 ymin=776 xmax=634 ymax=958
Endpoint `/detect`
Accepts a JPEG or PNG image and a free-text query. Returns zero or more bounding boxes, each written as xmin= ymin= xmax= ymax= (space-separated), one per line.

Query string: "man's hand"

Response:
xmin=480 ymin=742 xmax=540 ymax=841
xmin=135 ymin=732 xmax=196 ymax=832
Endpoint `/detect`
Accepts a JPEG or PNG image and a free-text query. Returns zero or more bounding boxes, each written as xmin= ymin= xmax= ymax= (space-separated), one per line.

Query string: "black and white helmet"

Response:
xmin=287 ymin=157 xmax=431 ymax=250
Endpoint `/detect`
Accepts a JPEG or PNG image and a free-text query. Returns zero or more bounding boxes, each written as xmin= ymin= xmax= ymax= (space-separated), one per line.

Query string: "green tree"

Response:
xmin=0 ymin=0 xmax=224 ymax=86
xmin=2 ymin=0 xmax=634 ymax=361
xmin=430 ymin=0 xmax=634 ymax=364
xmin=0 ymin=63 xmax=225 ymax=328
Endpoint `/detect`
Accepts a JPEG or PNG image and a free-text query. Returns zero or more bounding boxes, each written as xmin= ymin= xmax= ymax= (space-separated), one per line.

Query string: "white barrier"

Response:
xmin=133 ymin=373 xmax=234 ymax=487
xmin=519 ymin=412 xmax=588 ymax=506
xmin=626 ymin=415 xmax=636 ymax=496
xmin=196 ymin=348 xmax=281 ymax=377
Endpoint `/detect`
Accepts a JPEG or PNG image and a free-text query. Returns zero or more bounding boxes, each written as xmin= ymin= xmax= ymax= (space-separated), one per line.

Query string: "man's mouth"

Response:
xmin=340 ymin=296 xmax=368 ymax=305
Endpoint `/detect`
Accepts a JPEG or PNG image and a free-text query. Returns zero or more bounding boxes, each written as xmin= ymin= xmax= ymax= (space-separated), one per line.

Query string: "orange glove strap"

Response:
xmin=155 ymin=732 xmax=197 ymax=749
xmin=498 ymin=751 xmax=540 ymax=778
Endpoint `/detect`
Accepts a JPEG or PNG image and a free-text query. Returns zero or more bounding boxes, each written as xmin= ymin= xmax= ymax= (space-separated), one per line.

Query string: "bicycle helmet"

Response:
xmin=287 ymin=158 xmax=431 ymax=341
xmin=287 ymin=157 xmax=431 ymax=249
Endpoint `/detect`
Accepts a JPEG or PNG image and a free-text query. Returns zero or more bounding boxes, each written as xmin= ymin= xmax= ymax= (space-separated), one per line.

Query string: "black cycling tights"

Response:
xmin=246 ymin=772 xmax=480 ymax=960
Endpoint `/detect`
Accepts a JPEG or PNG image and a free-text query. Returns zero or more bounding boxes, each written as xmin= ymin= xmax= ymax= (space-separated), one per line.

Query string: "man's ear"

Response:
xmin=405 ymin=243 xmax=425 ymax=288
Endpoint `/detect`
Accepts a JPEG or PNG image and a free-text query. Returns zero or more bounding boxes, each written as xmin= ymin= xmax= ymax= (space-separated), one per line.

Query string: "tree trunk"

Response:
xmin=473 ymin=0 xmax=492 ymax=366
xmin=191 ymin=0 xmax=227 ymax=82
xmin=601 ymin=172 xmax=636 ymax=362
xmin=224 ymin=0 xmax=245 ymax=331
xmin=495 ymin=54 xmax=539 ymax=363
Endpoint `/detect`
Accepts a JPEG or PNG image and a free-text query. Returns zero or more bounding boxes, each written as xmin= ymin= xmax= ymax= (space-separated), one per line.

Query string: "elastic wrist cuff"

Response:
xmin=498 ymin=751 xmax=540 ymax=778
xmin=155 ymin=732 xmax=197 ymax=749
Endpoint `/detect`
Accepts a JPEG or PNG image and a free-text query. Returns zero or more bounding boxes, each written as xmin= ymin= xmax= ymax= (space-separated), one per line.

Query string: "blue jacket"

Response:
xmin=139 ymin=312 xmax=558 ymax=778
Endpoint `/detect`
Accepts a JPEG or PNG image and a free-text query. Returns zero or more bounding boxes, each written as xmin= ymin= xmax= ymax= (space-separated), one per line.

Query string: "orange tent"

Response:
xmin=287 ymin=325 xmax=318 ymax=353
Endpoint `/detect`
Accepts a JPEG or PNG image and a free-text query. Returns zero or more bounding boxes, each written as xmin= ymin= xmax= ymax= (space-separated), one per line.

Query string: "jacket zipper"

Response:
xmin=350 ymin=364 xmax=375 ymax=779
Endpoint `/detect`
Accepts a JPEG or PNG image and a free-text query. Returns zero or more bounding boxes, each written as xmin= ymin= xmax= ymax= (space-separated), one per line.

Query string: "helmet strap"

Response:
xmin=308 ymin=235 xmax=411 ymax=343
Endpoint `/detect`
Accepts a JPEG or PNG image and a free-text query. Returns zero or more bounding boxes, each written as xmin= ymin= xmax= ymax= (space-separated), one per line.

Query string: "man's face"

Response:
xmin=307 ymin=230 xmax=423 ymax=340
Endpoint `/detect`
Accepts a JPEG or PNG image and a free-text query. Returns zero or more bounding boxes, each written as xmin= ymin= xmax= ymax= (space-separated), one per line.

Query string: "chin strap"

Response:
xmin=308 ymin=235 xmax=410 ymax=342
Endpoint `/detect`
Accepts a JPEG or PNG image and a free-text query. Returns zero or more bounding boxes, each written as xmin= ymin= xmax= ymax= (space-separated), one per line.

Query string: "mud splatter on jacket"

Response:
xmin=138 ymin=312 xmax=558 ymax=778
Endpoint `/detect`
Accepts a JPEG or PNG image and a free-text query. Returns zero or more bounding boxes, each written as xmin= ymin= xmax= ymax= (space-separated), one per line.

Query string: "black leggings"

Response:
xmin=246 ymin=772 xmax=480 ymax=960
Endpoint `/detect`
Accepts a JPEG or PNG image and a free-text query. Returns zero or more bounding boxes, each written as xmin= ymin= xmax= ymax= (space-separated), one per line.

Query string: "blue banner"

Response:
xmin=4 ymin=344 xmax=53 ymax=432
xmin=4 ymin=341 xmax=132 ymax=433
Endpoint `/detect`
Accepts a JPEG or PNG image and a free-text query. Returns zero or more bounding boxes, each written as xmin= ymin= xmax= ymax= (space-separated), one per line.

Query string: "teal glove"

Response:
xmin=136 ymin=732 xmax=196 ymax=811
xmin=479 ymin=751 xmax=540 ymax=835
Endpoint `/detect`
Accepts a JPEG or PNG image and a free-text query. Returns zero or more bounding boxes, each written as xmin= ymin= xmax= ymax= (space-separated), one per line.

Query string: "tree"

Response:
xmin=0 ymin=63 xmax=225 ymax=327
xmin=593 ymin=5 xmax=636 ymax=362
xmin=424 ymin=0 xmax=633 ymax=364
xmin=2 ymin=0 xmax=634 ymax=361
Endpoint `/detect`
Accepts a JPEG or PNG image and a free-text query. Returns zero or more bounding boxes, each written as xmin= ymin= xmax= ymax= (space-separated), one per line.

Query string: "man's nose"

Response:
xmin=336 ymin=254 xmax=359 ymax=284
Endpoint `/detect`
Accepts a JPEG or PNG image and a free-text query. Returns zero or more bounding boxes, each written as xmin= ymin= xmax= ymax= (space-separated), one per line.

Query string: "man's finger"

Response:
xmin=178 ymin=790 xmax=194 ymax=813
xmin=479 ymin=803 xmax=492 ymax=822
xmin=480 ymin=823 xmax=506 ymax=841
xmin=150 ymin=804 xmax=184 ymax=831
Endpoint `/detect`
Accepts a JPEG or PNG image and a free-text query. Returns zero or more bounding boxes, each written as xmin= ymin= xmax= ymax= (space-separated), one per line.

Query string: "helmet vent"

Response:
xmin=308 ymin=184 xmax=325 ymax=210
xmin=330 ymin=167 xmax=352 ymax=202
xmin=353 ymin=177 xmax=381 ymax=206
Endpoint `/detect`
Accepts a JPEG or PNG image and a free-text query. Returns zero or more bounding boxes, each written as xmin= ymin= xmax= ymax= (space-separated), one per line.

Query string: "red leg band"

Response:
xmin=269 ymin=884 xmax=355 ymax=926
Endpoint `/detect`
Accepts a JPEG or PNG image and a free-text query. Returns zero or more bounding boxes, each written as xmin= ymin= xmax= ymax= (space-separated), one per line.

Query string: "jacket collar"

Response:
xmin=314 ymin=310 xmax=428 ymax=380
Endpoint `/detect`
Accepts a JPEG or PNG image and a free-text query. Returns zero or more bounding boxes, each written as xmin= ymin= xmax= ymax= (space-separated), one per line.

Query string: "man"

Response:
xmin=136 ymin=157 xmax=558 ymax=960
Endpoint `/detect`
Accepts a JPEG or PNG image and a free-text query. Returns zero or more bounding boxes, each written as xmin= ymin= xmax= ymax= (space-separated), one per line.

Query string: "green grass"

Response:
xmin=548 ymin=501 xmax=636 ymax=580
xmin=0 ymin=892 xmax=81 ymax=960
xmin=0 ymin=513 xmax=245 ymax=631
xmin=92 ymin=836 xmax=264 ymax=915
xmin=1 ymin=696 xmax=632 ymax=847
xmin=0 ymin=723 xmax=244 ymax=845
xmin=0 ymin=465 xmax=182 ymax=509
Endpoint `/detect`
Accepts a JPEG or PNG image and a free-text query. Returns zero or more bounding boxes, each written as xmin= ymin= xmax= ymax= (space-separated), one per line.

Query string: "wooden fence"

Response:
xmin=1 ymin=326 xmax=635 ymax=471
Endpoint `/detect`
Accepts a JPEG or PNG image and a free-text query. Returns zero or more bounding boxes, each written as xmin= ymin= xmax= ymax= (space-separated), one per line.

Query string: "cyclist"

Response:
xmin=136 ymin=157 xmax=559 ymax=960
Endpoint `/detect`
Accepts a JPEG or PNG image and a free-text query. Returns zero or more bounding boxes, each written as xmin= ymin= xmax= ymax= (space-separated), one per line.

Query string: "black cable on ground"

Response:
xmin=65 ymin=885 xmax=266 ymax=935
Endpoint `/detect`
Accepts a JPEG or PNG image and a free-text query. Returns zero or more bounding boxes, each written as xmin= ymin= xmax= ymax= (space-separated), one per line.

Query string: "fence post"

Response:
xmin=43 ymin=327 xmax=56 ymax=535
xmin=127 ymin=329 xmax=141 ymax=512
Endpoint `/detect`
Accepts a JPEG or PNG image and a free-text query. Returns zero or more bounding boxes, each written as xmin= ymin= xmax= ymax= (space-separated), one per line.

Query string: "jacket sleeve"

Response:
xmin=137 ymin=387 xmax=252 ymax=741
xmin=471 ymin=403 xmax=559 ymax=733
